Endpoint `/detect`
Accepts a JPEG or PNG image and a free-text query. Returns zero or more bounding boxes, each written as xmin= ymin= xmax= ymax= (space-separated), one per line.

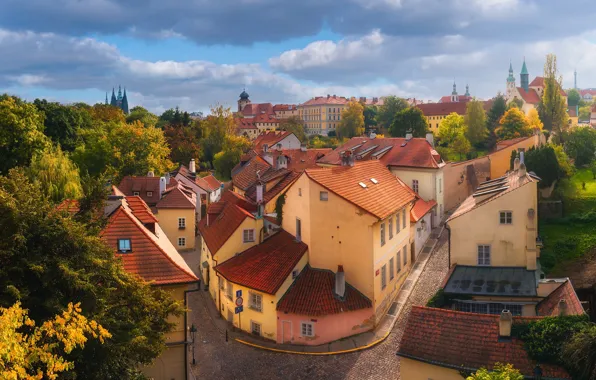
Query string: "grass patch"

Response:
xmin=555 ymin=168 xmax=596 ymax=214
xmin=540 ymin=221 xmax=596 ymax=274
xmin=443 ymin=148 xmax=488 ymax=162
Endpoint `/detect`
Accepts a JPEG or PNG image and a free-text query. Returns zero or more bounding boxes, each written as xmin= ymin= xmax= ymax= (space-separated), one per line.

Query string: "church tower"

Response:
xmin=110 ymin=88 xmax=117 ymax=107
xmin=506 ymin=61 xmax=516 ymax=100
xmin=451 ymin=82 xmax=459 ymax=102
xmin=520 ymin=58 xmax=529 ymax=92
xmin=105 ymin=92 xmax=108 ymax=105
xmin=465 ymin=84 xmax=470 ymax=97
xmin=121 ymin=88 xmax=129 ymax=114
xmin=238 ymin=88 xmax=251 ymax=112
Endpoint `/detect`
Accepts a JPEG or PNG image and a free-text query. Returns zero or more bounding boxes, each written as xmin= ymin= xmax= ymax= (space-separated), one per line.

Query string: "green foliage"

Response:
xmin=438 ymin=113 xmax=466 ymax=145
xmin=562 ymin=324 xmax=596 ymax=380
xmin=363 ymin=105 xmax=377 ymax=130
xmin=580 ymin=105 xmax=592 ymax=121
xmin=275 ymin=192 xmax=286 ymax=225
xmin=213 ymin=134 xmax=251 ymax=180
xmin=552 ymin=144 xmax=574 ymax=178
xmin=538 ymin=54 xmax=569 ymax=140
xmin=507 ymin=98 xmax=524 ymax=110
xmin=164 ymin=121 xmax=203 ymax=165
xmin=487 ymin=94 xmax=507 ymax=149
xmin=389 ymin=107 xmax=428 ymax=138
xmin=568 ymin=88 xmax=581 ymax=107
xmin=279 ymin=116 xmax=307 ymax=142
xmin=126 ymin=106 xmax=159 ymax=128
xmin=0 ymin=94 xmax=50 ymax=175
xmin=0 ymin=170 xmax=184 ymax=379
xmin=465 ymin=100 xmax=488 ymax=146
xmin=156 ymin=107 xmax=191 ymax=129
xmin=308 ymin=135 xmax=345 ymax=149
xmin=495 ymin=108 xmax=532 ymax=141
xmin=337 ymin=100 xmax=364 ymax=139
xmin=199 ymin=105 xmax=236 ymax=167
xmin=28 ymin=144 xmax=83 ymax=203
xmin=376 ymin=96 xmax=408 ymax=131
xmin=466 ymin=363 xmax=524 ymax=380
xmin=34 ymin=99 xmax=91 ymax=151
xmin=565 ymin=126 xmax=596 ymax=167
xmin=426 ymin=289 xmax=471 ymax=308
xmin=452 ymin=133 xmax=472 ymax=160
xmin=524 ymin=145 xmax=560 ymax=188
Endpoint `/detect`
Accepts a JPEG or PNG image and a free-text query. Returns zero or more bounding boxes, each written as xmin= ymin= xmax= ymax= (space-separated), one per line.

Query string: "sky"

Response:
xmin=2 ymin=0 xmax=596 ymax=114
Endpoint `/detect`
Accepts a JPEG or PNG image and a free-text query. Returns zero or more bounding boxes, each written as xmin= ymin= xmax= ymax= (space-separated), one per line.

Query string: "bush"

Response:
xmin=525 ymin=145 xmax=560 ymax=188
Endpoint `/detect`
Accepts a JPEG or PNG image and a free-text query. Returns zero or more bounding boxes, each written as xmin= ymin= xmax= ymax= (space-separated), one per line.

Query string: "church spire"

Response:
xmin=520 ymin=57 xmax=529 ymax=92
xmin=110 ymin=88 xmax=117 ymax=107
xmin=105 ymin=92 xmax=108 ymax=105
xmin=507 ymin=60 xmax=516 ymax=83
xmin=117 ymin=85 xmax=123 ymax=101
xmin=465 ymin=84 xmax=470 ymax=97
xmin=121 ymin=88 xmax=129 ymax=114
xmin=452 ymin=81 xmax=457 ymax=95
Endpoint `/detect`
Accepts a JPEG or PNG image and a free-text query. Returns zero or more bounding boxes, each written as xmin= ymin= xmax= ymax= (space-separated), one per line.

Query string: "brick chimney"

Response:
xmin=340 ymin=151 xmax=355 ymax=167
xmin=335 ymin=265 xmax=345 ymax=299
xmin=499 ymin=310 xmax=513 ymax=338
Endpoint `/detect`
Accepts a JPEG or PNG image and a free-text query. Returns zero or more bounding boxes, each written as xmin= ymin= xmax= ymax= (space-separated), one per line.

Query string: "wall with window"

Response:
xmin=156 ymin=207 xmax=196 ymax=251
xmin=275 ymin=307 xmax=373 ymax=345
xmin=399 ymin=357 xmax=463 ymax=380
xmin=412 ymin=211 xmax=433 ymax=257
xmin=217 ymin=252 xmax=308 ymax=341
xmin=448 ymin=181 xmax=538 ymax=269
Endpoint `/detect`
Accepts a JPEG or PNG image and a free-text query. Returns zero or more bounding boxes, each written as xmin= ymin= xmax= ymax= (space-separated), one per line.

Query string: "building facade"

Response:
xmin=298 ymin=95 xmax=349 ymax=136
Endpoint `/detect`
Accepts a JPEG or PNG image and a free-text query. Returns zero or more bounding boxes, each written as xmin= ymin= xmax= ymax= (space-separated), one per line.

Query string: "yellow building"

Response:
xmin=155 ymin=180 xmax=197 ymax=251
xmin=298 ymin=95 xmax=349 ymax=136
xmin=417 ymin=102 xmax=492 ymax=132
xmin=282 ymin=159 xmax=416 ymax=322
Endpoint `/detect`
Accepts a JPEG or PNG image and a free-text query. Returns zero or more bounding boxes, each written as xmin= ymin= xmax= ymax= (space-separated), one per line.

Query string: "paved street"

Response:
xmin=188 ymin=230 xmax=449 ymax=380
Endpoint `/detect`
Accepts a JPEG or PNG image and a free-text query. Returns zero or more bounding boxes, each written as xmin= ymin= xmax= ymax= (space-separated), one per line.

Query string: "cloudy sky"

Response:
xmin=2 ymin=0 xmax=596 ymax=114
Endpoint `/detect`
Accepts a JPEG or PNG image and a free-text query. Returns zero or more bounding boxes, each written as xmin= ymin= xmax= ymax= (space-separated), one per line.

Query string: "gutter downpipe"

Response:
xmin=184 ymin=281 xmax=201 ymax=380
xmin=445 ymin=222 xmax=451 ymax=268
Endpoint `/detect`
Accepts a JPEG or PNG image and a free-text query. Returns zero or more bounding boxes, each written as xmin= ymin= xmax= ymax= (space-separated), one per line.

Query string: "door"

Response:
xmin=282 ymin=321 xmax=292 ymax=343
xmin=227 ymin=309 xmax=233 ymax=324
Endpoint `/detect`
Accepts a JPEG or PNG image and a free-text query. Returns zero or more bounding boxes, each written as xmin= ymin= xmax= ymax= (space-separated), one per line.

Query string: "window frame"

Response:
xmin=319 ymin=191 xmax=329 ymax=201
xmin=301 ymin=322 xmax=315 ymax=337
xmin=133 ymin=191 xmax=140 ymax=196
xmin=249 ymin=292 xmax=263 ymax=312
xmin=388 ymin=217 xmax=394 ymax=240
xmin=380 ymin=222 xmax=386 ymax=246
xmin=178 ymin=237 xmax=186 ymax=247
xmin=117 ymin=238 xmax=132 ymax=253
xmin=389 ymin=258 xmax=395 ymax=280
xmin=402 ymin=209 xmax=406 ymax=229
xmin=226 ymin=281 xmax=233 ymax=300
xmin=499 ymin=211 xmax=513 ymax=225
xmin=397 ymin=251 xmax=401 ymax=272
xmin=250 ymin=321 xmax=262 ymax=336
xmin=296 ymin=218 xmax=302 ymax=242
xmin=396 ymin=213 xmax=400 ymax=233
xmin=147 ymin=191 xmax=153 ymax=197
xmin=243 ymin=229 xmax=255 ymax=243
xmin=403 ymin=246 xmax=408 ymax=266
xmin=412 ymin=179 xmax=419 ymax=194
xmin=477 ymin=245 xmax=491 ymax=266
xmin=381 ymin=264 xmax=387 ymax=290
xmin=178 ymin=217 xmax=186 ymax=229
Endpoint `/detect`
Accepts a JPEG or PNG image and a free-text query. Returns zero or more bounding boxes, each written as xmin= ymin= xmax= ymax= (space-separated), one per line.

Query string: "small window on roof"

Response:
xmin=133 ymin=191 xmax=140 ymax=196
xmin=370 ymin=178 xmax=378 ymax=184
xmin=118 ymin=239 xmax=132 ymax=253
xmin=359 ymin=182 xmax=367 ymax=188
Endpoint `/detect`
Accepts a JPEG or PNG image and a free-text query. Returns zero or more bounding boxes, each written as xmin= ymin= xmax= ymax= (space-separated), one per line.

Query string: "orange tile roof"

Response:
xmin=236 ymin=117 xmax=256 ymax=130
xmin=156 ymin=186 xmax=195 ymax=209
xmin=241 ymin=103 xmax=274 ymax=117
xmin=417 ymin=100 xmax=493 ymax=116
xmin=117 ymin=176 xmax=162 ymax=206
xmin=536 ymin=280 xmax=585 ymax=317
xmin=529 ymin=76 xmax=566 ymax=97
xmin=126 ymin=196 xmax=159 ymax=223
xmin=269 ymin=148 xmax=332 ymax=172
xmin=56 ymin=199 xmax=80 ymax=214
xmin=253 ymin=112 xmax=279 ymax=123
xmin=215 ymin=230 xmax=307 ymax=295
xmin=439 ymin=95 xmax=472 ymax=103
xmin=273 ymin=104 xmax=298 ymax=111
xmin=102 ymin=201 xmax=197 ymax=285
xmin=411 ymin=198 xmax=437 ymax=223
xmin=198 ymin=201 xmax=254 ymax=255
xmin=305 ymin=161 xmax=415 ymax=220
xmin=231 ymin=155 xmax=273 ymax=191
xmin=317 ymin=137 xmax=444 ymax=169
xmin=397 ymin=306 xmax=570 ymax=379
xmin=516 ymin=87 xmax=541 ymax=104
xmin=244 ymin=171 xmax=300 ymax=205
xmin=301 ymin=96 xmax=349 ymax=106
xmin=277 ymin=265 xmax=372 ymax=316
xmin=177 ymin=165 xmax=221 ymax=193
xmin=202 ymin=175 xmax=222 ymax=191
xmin=253 ymin=131 xmax=294 ymax=153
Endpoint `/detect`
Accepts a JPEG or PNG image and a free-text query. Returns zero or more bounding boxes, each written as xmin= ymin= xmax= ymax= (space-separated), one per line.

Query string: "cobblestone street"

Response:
xmin=189 ymin=230 xmax=449 ymax=380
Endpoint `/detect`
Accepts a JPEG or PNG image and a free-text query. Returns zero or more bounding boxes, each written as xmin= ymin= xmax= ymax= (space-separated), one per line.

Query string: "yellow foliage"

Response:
xmin=0 ymin=302 xmax=110 ymax=380
xmin=526 ymin=108 xmax=543 ymax=131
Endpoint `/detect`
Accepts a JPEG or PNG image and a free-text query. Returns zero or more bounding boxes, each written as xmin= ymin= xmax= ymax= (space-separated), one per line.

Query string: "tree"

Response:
xmin=363 ymin=105 xmax=378 ymax=131
xmin=279 ymin=116 xmax=307 ymax=142
xmin=376 ymin=96 xmax=408 ymax=131
xmin=389 ymin=107 xmax=428 ymax=138
xmin=87 ymin=104 xmax=125 ymax=124
xmin=526 ymin=108 xmax=544 ymax=131
xmin=28 ymin=144 xmax=83 ymax=203
xmin=564 ymin=126 xmax=596 ymax=166
xmin=337 ymin=100 xmax=365 ymax=139
xmin=438 ymin=113 xmax=466 ymax=145
xmin=495 ymin=108 xmax=532 ymax=141
xmin=551 ymin=144 xmax=574 ymax=178
xmin=164 ymin=121 xmax=203 ymax=166
xmin=567 ymin=88 xmax=581 ymax=107
xmin=452 ymin=133 xmax=472 ymax=160
xmin=1 ymin=301 xmax=110 ymax=379
xmin=466 ymin=363 xmax=524 ymax=380
xmin=0 ymin=95 xmax=50 ymax=175
xmin=562 ymin=324 xmax=596 ymax=380
xmin=465 ymin=100 xmax=488 ymax=146
xmin=0 ymin=170 xmax=184 ymax=379
xmin=580 ymin=105 xmax=593 ymax=121
xmin=538 ymin=54 xmax=569 ymax=141
xmin=126 ymin=106 xmax=158 ymax=128
xmin=213 ymin=134 xmax=251 ymax=179
xmin=487 ymin=94 xmax=508 ymax=149
xmin=33 ymin=99 xmax=89 ymax=151
xmin=525 ymin=145 xmax=561 ymax=188
xmin=200 ymin=105 xmax=236 ymax=168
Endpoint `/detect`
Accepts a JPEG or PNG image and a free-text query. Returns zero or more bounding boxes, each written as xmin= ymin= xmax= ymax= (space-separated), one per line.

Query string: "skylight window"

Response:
xmin=370 ymin=178 xmax=378 ymax=184
xmin=359 ymin=182 xmax=367 ymax=188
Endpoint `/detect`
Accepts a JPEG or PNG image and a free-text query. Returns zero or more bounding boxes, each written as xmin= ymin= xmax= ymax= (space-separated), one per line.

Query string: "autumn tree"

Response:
xmin=28 ymin=144 xmax=83 ymax=203
xmin=438 ymin=112 xmax=466 ymax=145
xmin=279 ymin=116 xmax=307 ymax=142
xmin=126 ymin=106 xmax=159 ymax=128
xmin=164 ymin=121 xmax=203 ymax=166
xmin=0 ymin=170 xmax=184 ymax=379
xmin=363 ymin=105 xmax=378 ymax=131
xmin=487 ymin=94 xmax=508 ymax=149
xmin=200 ymin=105 xmax=237 ymax=168
xmin=452 ymin=133 xmax=472 ymax=160
xmin=465 ymin=100 xmax=488 ymax=146
xmin=538 ymin=54 xmax=569 ymax=141
xmin=337 ymin=100 xmax=365 ymax=139
xmin=495 ymin=108 xmax=532 ymax=141
xmin=466 ymin=363 xmax=524 ymax=380
xmin=33 ymin=99 xmax=90 ymax=151
xmin=213 ymin=135 xmax=251 ymax=180
xmin=507 ymin=98 xmax=524 ymax=110
xmin=0 ymin=302 xmax=110 ymax=379
xmin=0 ymin=95 xmax=50 ymax=174
xmin=376 ymin=96 xmax=408 ymax=131
xmin=580 ymin=105 xmax=593 ymax=121
xmin=87 ymin=104 xmax=126 ymax=124
xmin=389 ymin=107 xmax=428 ymax=138
xmin=526 ymin=108 xmax=544 ymax=130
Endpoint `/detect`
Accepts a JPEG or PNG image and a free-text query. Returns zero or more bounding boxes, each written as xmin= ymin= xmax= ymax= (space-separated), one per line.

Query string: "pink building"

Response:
xmin=276 ymin=265 xmax=373 ymax=345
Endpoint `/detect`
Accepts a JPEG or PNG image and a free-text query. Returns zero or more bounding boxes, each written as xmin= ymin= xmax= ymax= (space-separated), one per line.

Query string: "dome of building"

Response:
xmin=239 ymin=89 xmax=249 ymax=100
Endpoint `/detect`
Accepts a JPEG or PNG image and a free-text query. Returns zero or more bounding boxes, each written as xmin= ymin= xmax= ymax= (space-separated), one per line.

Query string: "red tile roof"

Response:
xmin=273 ymin=104 xmax=298 ymax=111
xmin=126 ymin=196 xmax=159 ymax=223
xmin=411 ymin=198 xmax=437 ymax=223
xmin=536 ymin=280 xmax=585 ymax=317
xmin=218 ymin=190 xmax=257 ymax=213
xmin=244 ymin=171 xmax=300 ymax=205
xmin=495 ymin=137 xmax=530 ymax=150
xmin=253 ymin=112 xmax=280 ymax=124
xmin=439 ymin=95 xmax=472 ymax=103
xmin=117 ymin=176 xmax=162 ymax=206
xmin=56 ymin=199 xmax=80 ymax=214
xmin=317 ymin=137 xmax=444 ymax=169
xmin=269 ymin=148 xmax=332 ymax=172
xmin=236 ymin=117 xmax=256 ymax=130
xmin=198 ymin=201 xmax=254 ymax=255
xmin=202 ymin=175 xmax=222 ymax=192
xmin=177 ymin=165 xmax=221 ymax=193
xmin=516 ymin=87 xmax=541 ymax=104
xmin=231 ymin=155 xmax=272 ymax=190
xmin=241 ymin=103 xmax=274 ymax=117
xmin=397 ymin=306 xmax=570 ymax=379
xmin=529 ymin=76 xmax=566 ymax=96
xmin=156 ymin=186 xmax=195 ymax=209
xmin=215 ymin=230 xmax=307 ymax=295
xmin=301 ymin=96 xmax=349 ymax=106
xmin=253 ymin=131 xmax=294 ymax=153
xmin=277 ymin=265 xmax=372 ymax=316
xmin=102 ymin=201 xmax=198 ymax=285
xmin=305 ymin=161 xmax=415 ymax=220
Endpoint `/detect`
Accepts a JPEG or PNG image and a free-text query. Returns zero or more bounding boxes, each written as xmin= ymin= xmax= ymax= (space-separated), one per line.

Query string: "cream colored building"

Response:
xmin=298 ymin=95 xmax=349 ymax=136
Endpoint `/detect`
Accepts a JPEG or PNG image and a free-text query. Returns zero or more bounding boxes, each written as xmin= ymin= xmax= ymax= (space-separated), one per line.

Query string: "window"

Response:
xmin=439 ymin=178 xmax=442 ymax=194
xmin=292 ymin=269 xmax=299 ymax=279
xmin=499 ymin=211 xmax=512 ymax=225
xmin=178 ymin=217 xmax=186 ymax=229
xmin=412 ymin=179 xmax=419 ymax=194
xmin=477 ymin=245 xmax=491 ymax=266
xmin=147 ymin=191 xmax=153 ymax=197
xmin=403 ymin=246 xmax=408 ymax=266
xmin=178 ymin=237 xmax=186 ymax=247
xmin=320 ymin=191 xmax=328 ymax=201
xmin=226 ymin=281 xmax=233 ymax=300
xmin=389 ymin=258 xmax=395 ymax=280
xmin=250 ymin=292 xmax=263 ymax=312
xmin=402 ymin=209 xmax=406 ymax=229
xmin=381 ymin=264 xmax=387 ymax=290
xmin=133 ymin=191 xmax=140 ymax=196
xmin=219 ymin=277 xmax=224 ymax=290
xmin=396 ymin=214 xmax=400 ymax=233
xmin=454 ymin=301 xmax=522 ymax=316
xmin=389 ymin=218 xmax=393 ymax=239
xmin=296 ymin=218 xmax=302 ymax=242
xmin=298 ymin=188 xmax=302 ymax=196
xmin=380 ymin=223 xmax=386 ymax=246
xmin=118 ymin=239 xmax=132 ymax=253
xmin=301 ymin=322 xmax=314 ymax=337
xmin=243 ymin=229 xmax=255 ymax=243
xmin=251 ymin=321 xmax=262 ymax=336
xmin=397 ymin=251 xmax=401 ymax=272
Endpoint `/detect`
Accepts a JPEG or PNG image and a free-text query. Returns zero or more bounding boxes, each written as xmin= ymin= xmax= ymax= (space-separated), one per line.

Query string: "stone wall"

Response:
xmin=443 ymin=156 xmax=491 ymax=211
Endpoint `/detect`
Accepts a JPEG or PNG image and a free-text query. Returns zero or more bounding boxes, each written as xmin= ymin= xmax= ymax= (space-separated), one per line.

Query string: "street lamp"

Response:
xmin=189 ymin=324 xmax=197 ymax=365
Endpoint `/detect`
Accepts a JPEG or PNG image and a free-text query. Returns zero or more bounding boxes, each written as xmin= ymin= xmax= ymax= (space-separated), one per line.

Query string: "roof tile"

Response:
xmin=198 ymin=200 xmax=254 ymax=255
xmin=536 ymin=280 xmax=585 ymax=317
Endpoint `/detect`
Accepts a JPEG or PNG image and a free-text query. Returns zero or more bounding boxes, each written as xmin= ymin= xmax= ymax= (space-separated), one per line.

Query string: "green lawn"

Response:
xmin=443 ymin=148 xmax=488 ymax=162
xmin=554 ymin=168 xmax=596 ymax=214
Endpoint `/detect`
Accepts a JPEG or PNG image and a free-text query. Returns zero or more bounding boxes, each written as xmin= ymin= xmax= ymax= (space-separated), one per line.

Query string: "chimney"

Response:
xmin=277 ymin=143 xmax=282 ymax=151
xmin=159 ymin=177 xmax=166 ymax=198
xmin=256 ymin=183 xmax=264 ymax=204
xmin=164 ymin=172 xmax=171 ymax=185
xmin=519 ymin=151 xmax=525 ymax=165
xmin=426 ymin=132 xmax=434 ymax=147
xmin=499 ymin=310 xmax=513 ymax=338
xmin=147 ymin=171 xmax=155 ymax=177
xmin=189 ymin=159 xmax=196 ymax=174
xmin=263 ymin=144 xmax=269 ymax=153
xmin=559 ymin=299 xmax=568 ymax=316
xmin=300 ymin=143 xmax=307 ymax=152
xmin=341 ymin=151 xmax=355 ymax=167
xmin=514 ymin=157 xmax=520 ymax=171
xmin=335 ymin=265 xmax=346 ymax=299
xmin=405 ymin=133 xmax=413 ymax=141
xmin=519 ymin=162 xmax=527 ymax=177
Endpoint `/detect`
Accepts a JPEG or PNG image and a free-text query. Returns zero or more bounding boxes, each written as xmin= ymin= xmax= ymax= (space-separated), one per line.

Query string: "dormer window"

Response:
xmin=118 ymin=239 xmax=132 ymax=253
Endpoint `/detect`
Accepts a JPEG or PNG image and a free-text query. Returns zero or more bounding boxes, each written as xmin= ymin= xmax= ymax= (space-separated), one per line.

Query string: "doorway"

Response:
xmin=282 ymin=320 xmax=292 ymax=343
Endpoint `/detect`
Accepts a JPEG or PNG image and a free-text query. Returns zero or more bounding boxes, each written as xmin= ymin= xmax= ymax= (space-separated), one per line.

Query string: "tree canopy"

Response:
xmin=337 ymin=100 xmax=364 ymax=139
xmin=526 ymin=108 xmax=543 ymax=131
xmin=487 ymin=94 xmax=508 ymax=149
xmin=466 ymin=363 xmax=524 ymax=380
xmin=376 ymin=96 xmax=408 ymax=131
xmin=28 ymin=144 xmax=83 ymax=203
xmin=495 ymin=108 xmax=532 ymax=141
xmin=564 ymin=126 xmax=596 ymax=167
xmin=465 ymin=100 xmax=488 ymax=146
xmin=567 ymin=88 xmax=581 ymax=107
xmin=33 ymin=99 xmax=90 ymax=151
xmin=389 ymin=107 xmax=428 ymax=138
xmin=279 ymin=116 xmax=307 ymax=142
xmin=524 ymin=145 xmax=561 ymax=188
xmin=538 ymin=54 xmax=569 ymax=141
xmin=126 ymin=106 xmax=159 ymax=128
xmin=438 ymin=112 xmax=466 ymax=145
xmin=363 ymin=105 xmax=378 ymax=131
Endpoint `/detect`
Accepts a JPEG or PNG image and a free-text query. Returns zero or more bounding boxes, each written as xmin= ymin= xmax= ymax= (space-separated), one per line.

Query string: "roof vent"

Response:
xmin=370 ymin=178 xmax=378 ymax=184
xmin=359 ymin=182 xmax=367 ymax=188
